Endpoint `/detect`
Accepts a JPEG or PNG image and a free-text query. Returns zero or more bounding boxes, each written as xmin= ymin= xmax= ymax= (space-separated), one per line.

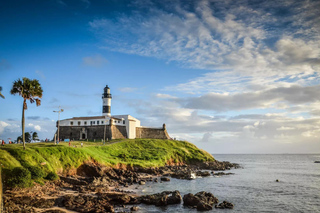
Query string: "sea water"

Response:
xmin=133 ymin=154 xmax=320 ymax=213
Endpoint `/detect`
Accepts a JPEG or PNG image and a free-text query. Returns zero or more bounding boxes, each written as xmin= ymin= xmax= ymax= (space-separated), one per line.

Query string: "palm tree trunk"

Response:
xmin=22 ymin=99 xmax=26 ymax=150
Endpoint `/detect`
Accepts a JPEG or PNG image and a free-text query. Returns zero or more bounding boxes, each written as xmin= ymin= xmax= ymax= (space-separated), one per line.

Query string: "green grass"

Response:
xmin=0 ymin=139 xmax=214 ymax=182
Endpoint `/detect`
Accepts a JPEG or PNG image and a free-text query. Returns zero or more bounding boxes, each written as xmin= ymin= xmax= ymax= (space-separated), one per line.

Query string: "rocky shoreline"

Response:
xmin=3 ymin=161 xmax=240 ymax=212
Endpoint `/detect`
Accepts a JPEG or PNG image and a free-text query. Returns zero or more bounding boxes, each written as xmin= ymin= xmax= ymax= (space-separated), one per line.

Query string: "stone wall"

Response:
xmin=57 ymin=124 xmax=169 ymax=140
xmin=110 ymin=125 xmax=127 ymax=139
xmin=136 ymin=126 xmax=170 ymax=139
xmin=58 ymin=125 xmax=127 ymax=141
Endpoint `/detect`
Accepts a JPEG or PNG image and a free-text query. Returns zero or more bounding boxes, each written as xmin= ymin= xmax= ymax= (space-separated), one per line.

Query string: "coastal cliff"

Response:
xmin=0 ymin=139 xmax=214 ymax=185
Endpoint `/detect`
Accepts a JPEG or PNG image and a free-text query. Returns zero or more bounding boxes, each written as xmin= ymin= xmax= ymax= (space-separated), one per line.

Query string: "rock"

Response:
xmin=196 ymin=171 xmax=211 ymax=177
xmin=154 ymin=178 xmax=158 ymax=182
xmin=197 ymin=201 xmax=213 ymax=211
xmin=314 ymin=161 xmax=320 ymax=163
xmin=167 ymin=190 xmax=182 ymax=205
xmin=276 ymin=179 xmax=279 ymax=182
xmin=215 ymin=201 xmax=234 ymax=209
xmin=183 ymin=193 xmax=201 ymax=207
xmin=212 ymin=172 xmax=234 ymax=176
xmin=139 ymin=190 xmax=182 ymax=206
xmin=130 ymin=206 xmax=138 ymax=211
xmin=160 ymin=177 xmax=170 ymax=181
xmin=183 ymin=191 xmax=218 ymax=211
xmin=139 ymin=180 xmax=146 ymax=185
xmin=59 ymin=176 xmax=88 ymax=186
xmin=76 ymin=163 xmax=105 ymax=177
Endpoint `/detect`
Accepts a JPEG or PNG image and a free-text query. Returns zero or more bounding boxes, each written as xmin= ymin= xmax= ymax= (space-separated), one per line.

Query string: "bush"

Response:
xmin=27 ymin=166 xmax=45 ymax=179
xmin=45 ymin=172 xmax=59 ymax=180
xmin=6 ymin=167 xmax=32 ymax=188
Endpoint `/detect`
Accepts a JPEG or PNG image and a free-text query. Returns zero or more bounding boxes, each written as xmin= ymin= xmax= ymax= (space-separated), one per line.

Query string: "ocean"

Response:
xmin=132 ymin=154 xmax=320 ymax=213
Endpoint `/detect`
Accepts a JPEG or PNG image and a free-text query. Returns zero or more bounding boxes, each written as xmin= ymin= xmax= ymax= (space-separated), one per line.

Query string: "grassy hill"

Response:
xmin=0 ymin=139 xmax=214 ymax=183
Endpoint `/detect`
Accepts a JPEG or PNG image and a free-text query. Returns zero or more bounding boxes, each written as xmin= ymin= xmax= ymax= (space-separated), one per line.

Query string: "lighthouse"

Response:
xmin=102 ymin=85 xmax=112 ymax=117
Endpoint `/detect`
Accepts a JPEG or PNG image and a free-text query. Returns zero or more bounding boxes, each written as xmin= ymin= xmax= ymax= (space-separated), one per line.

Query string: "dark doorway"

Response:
xmin=82 ymin=134 xmax=86 ymax=139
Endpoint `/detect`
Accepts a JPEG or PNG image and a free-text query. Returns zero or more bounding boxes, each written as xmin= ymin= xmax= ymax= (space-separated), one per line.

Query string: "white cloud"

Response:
xmin=0 ymin=121 xmax=10 ymax=135
xmin=89 ymin=0 xmax=320 ymax=77
xmin=34 ymin=125 xmax=41 ymax=131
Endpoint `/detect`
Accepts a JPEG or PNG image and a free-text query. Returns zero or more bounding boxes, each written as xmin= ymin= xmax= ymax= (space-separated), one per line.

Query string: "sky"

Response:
xmin=0 ymin=0 xmax=319 ymax=153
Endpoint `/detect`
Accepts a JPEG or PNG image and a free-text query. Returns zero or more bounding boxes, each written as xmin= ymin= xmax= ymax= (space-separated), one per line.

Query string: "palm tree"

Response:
xmin=32 ymin=132 xmax=38 ymax=140
xmin=0 ymin=86 xmax=5 ymax=99
xmin=10 ymin=78 xmax=43 ymax=149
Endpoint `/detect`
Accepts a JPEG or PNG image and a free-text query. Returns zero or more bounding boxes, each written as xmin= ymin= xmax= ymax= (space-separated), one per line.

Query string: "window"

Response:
xmin=118 ymin=120 xmax=120 ymax=123
xmin=93 ymin=121 xmax=95 ymax=124
xmin=101 ymin=121 xmax=104 ymax=124
xmin=78 ymin=121 xmax=81 ymax=126
xmin=70 ymin=121 xmax=73 ymax=126
xmin=84 ymin=121 xmax=87 ymax=125
xmin=97 ymin=121 xmax=99 ymax=125
xmin=123 ymin=120 xmax=125 ymax=124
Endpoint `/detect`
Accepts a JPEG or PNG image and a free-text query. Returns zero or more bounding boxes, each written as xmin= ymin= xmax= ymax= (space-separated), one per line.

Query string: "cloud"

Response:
xmin=86 ymin=0 xmax=320 ymax=153
xmin=0 ymin=118 xmax=55 ymax=141
xmin=0 ymin=121 xmax=10 ymax=135
xmin=34 ymin=125 xmax=41 ymax=131
xmin=27 ymin=116 xmax=41 ymax=120
xmin=89 ymin=0 xmax=320 ymax=76
xmin=82 ymin=54 xmax=108 ymax=67
xmin=174 ymin=85 xmax=320 ymax=112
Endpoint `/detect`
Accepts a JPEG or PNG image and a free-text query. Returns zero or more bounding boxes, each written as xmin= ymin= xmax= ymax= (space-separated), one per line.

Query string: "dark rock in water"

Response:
xmin=160 ymin=177 xmax=170 ymax=181
xmin=183 ymin=193 xmax=201 ymax=207
xmin=215 ymin=201 xmax=234 ymax=209
xmin=198 ymin=161 xmax=240 ymax=171
xmin=314 ymin=161 xmax=320 ymax=163
xmin=139 ymin=190 xmax=182 ymax=206
xmin=197 ymin=201 xmax=213 ymax=211
xmin=276 ymin=179 xmax=279 ymax=182
xmin=196 ymin=171 xmax=211 ymax=177
xmin=183 ymin=191 xmax=219 ymax=211
xmin=154 ymin=178 xmax=158 ymax=182
xmin=131 ymin=206 xmax=139 ymax=211
xmin=212 ymin=172 xmax=234 ymax=176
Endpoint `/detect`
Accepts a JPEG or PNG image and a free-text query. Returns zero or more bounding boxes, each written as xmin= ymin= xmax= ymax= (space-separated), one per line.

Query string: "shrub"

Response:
xmin=45 ymin=172 xmax=59 ymax=180
xmin=6 ymin=167 xmax=32 ymax=188
xmin=27 ymin=166 xmax=45 ymax=179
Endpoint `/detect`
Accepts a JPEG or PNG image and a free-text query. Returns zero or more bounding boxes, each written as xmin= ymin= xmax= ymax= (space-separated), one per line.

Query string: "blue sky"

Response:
xmin=0 ymin=0 xmax=319 ymax=153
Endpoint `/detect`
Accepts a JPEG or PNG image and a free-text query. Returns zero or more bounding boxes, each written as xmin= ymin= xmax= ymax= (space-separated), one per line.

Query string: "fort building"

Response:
xmin=56 ymin=85 xmax=170 ymax=141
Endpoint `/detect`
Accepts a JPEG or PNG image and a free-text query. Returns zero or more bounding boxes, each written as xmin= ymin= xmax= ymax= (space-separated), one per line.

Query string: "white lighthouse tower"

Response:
xmin=102 ymin=85 xmax=112 ymax=117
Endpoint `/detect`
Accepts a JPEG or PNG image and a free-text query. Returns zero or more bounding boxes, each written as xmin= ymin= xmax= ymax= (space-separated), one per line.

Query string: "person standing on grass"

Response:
xmin=81 ymin=142 xmax=83 ymax=147
xmin=69 ymin=141 xmax=71 ymax=147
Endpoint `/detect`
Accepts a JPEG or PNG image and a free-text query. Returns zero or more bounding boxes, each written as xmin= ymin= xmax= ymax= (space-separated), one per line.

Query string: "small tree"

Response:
xmin=32 ymin=132 xmax=38 ymax=140
xmin=10 ymin=78 xmax=43 ymax=149
xmin=25 ymin=132 xmax=31 ymax=142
